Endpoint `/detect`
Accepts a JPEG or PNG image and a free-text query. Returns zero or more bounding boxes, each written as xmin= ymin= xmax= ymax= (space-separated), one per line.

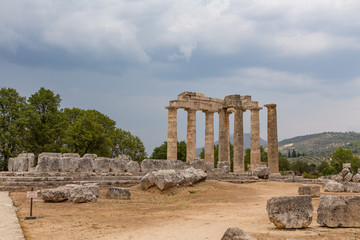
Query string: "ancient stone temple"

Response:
xmin=165 ymin=92 xmax=279 ymax=173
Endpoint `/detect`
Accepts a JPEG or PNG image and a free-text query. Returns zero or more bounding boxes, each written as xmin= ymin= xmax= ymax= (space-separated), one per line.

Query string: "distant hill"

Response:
xmin=279 ymin=132 xmax=360 ymax=156
xmin=196 ymin=133 xmax=267 ymax=156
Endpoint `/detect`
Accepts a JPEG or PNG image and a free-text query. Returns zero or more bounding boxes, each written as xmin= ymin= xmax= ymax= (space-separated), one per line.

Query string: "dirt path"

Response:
xmin=10 ymin=181 xmax=360 ymax=240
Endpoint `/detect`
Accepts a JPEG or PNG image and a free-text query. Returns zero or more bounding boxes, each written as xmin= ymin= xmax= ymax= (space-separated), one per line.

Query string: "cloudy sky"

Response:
xmin=1 ymin=0 xmax=360 ymax=155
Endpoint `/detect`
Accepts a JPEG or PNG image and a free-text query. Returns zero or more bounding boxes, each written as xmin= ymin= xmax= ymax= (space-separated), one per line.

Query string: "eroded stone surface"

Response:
xmin=221 ymin=227 xmax=257 ymax=240
xmin=107 ymin=187 xmax=131 ymax=199
xmin=343 ymin=172 xmax=353 ymax=182
xmin=266 ymin=196 xmax=313 ymax=229
xmin=324 ymin=180 xmax=345 ymax=192
xmin=298 ymin=184 xmax=320 ymax=197
xmin=352 ymin=173 xmax=360 ymax=183
xmin=252 ymin=167 xmax=270 ymax=179
xmin=41 ymin=184 xmax=98 ymax=203
xmin=317 ymin=195 xmax=360 ymax=227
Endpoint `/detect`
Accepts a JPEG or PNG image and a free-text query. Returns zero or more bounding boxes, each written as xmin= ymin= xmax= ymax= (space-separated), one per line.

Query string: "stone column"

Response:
xmin=204 ymin=111 xmax=214 ymax=164
xmin=250 ymin=107 xmax=262 ymax=171
xmin=166 ymin=107 xmax=177 ymax=160
xmin=218 ymin=108 xmax=229 ymax=163
xmin=265 ymin=104 xmax=279 ymax=173
xmin=233 ymin=108 xmax=245 ymax=172
xmin=225 ymin=111 xmax=231 ymax=163
xmin=186 ymin=109 xmax=196 ymax=163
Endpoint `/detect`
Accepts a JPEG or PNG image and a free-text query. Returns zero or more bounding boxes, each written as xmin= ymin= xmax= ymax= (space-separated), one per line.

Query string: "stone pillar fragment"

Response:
xmin=166 ymin=107 xmax=178 ymax=160
xmin=186 ymin=109 xmax=196 ymax=163
xmin=218 ymin=108 xmax=229 ymax=163
xmin=204 ymin=111 xmax=214 ymax=164
xmin=265 ymin=104 xmax=279 ymax=173
xmin=250 ymin=107 xmax=262 ymax=170
xmin=233 ymin=108 xmax=245 ymax=172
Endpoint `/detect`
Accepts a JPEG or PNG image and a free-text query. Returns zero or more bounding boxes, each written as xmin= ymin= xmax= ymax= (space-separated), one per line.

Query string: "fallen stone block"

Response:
xmin=298 ymin=184 xmax=320 ymax=197
xmin=217 ymin=162 xmax=230 ymax=174
xmin=266 ymin=196 xmax=313 ymax=229
xmin=324 ymin=180 xmax=344 ymax=192
xmin=107 ymin=187 xmax=131 ymax=199
xmin=141 ymin=172 xmax=155 ymax=190
xmin=253 ymin=167 xmax=270 ymax=179
xmin=41 ymin=186 xmax=69 ymax=202
xmin=221 ymin=227 xmax=256 ymax=240
xmin=352 ymin=173 xmax=360 ymax=183
xmin=152 ymin=169 xmax=184 ymax=190
xmin=317 ymin=195 xmax=360 ymax=227
xmin=68 ymin=186 xmax=97 ymax=203
xmin=342 ymin=182 xmax=360 ymax=193
xmin=343 ymin=172 xmax=353 ymax=182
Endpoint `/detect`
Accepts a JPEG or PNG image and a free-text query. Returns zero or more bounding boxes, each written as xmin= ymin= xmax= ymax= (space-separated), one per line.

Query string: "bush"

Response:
xmin=302 ymin=172 xmax=318 ymax=179
xmin=321 ymin=166 xmax=337 ymax=176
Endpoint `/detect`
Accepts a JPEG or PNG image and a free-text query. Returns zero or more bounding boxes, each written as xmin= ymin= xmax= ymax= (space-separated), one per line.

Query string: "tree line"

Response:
xmin=0 ymin=87 xmax=146 ymax=170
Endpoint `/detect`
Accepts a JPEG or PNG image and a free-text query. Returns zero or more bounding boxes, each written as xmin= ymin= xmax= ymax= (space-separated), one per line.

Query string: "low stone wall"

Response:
xmin=8 ymin=153 xmax=215 ymax=174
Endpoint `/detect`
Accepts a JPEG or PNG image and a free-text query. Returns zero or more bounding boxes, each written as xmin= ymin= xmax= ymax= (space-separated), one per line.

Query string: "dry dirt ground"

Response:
xmin=10 ymin=181 xmax=360 ymax=240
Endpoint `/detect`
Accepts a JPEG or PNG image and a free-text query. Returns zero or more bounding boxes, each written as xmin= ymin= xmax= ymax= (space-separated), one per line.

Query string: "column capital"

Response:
xmin=184 ymin=108 xmax=196 ymax=113
xmin=250 ymin=107 xmax=262 ymax=111
xmin=165 ymin=106 xmax=178 ymax=110
xmin=264 ymin=104 xmax=276 ymax=109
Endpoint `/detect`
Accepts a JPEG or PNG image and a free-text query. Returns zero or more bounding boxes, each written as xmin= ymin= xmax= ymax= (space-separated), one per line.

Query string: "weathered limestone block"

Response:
xmin=266 ymin=196 xmax=313 ymax=229
xmin=190 ymin=159 xmax=207 ymax=171
xmin=317 ymin=195 xmax=360 ymax=227
xmin=140 ymin=159 xmax=189 ymax=172
xmin=125 ymin=161 xmax=140 ymax=173
xmin=298 ymin=184 xmax=320 ymax=198
xmin=205 ymin=162 xmax=214 ymax=172
xmin=343 ymin=172 xmax=353 ymax=182
xmin=68 ymin=186 xmax=97 ymax=203
xmin=324 ymin=180 xmax=344 ymax=192
xmin=141 ymin=172 xmax=155 ymax=190
xmin=217 ymin=161 xmax=230 ymax=174
xmin=8 ymin=153 xmax=35 ymax=172
xmin=152 ymin=169 xmax=184 ymax=191
xmin=343 ymin=163 xmax=351 ymax=169
xmin=253 ymin=167 xmax=270 ymax=179
xmin=35 ymin=153 xmax=62 ymax=172
xmin=77 ymin=156 xmax=95 ymax=172
xmin=83 ymin=183 xmax=100 ymax=197
xmin=61 ymin=153 xmax=80 ymax=172
xmin=107 ymin=187 xmax=131 ymax=199
xmin=221 ymin=227 xmax=257 ymax=240
xmin=352 ymin=173 xmax=360 ymax=183
xmin=41 ymin=186 xmax=69 ymax=202
xmin=178 ymin=167 xmax=207 ymax=186
xmin=118 ymin=154 xmax=131 ymax=161
xmin=93 ymin=157 xmax=111 ymax=173
xmin=341 ymin=167 xmax=351 ymax=177
xmin=334 ymin=174 xmax=343 ymax=182
xmin=110 ymin=159 xmax=128 ymax=173
xmin=343 ymin=182 xmax=360 ymax=193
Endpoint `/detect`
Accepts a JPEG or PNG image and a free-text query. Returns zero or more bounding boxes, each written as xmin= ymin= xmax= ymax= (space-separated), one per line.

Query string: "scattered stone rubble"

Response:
xmin=266 ymin=196 xmax=313 ymax=229
xmin=221 ymin=227 xmax=256 ymax=240
xmin=252 ymin=167 xmax=270 ymax=179
xmin=41 ymin=183 xmax=99 ymax=203
xmin=141 ymin=167 xmax=207 ymax=191
xmin=317 ymin=195 xmax=360 ymax=227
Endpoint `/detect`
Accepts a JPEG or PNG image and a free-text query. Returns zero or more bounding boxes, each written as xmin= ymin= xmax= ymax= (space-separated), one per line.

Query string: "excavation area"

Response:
xmin=11 ymin=181 xmax=360 ymax=240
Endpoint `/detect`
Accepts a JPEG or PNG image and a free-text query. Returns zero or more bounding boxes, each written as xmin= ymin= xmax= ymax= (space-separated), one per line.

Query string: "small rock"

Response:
xmin=221 ymin=227 xmax=257 ymax=240
xmin=298 ymin=184 xmax=320 ymax=197
xmin=266 ymin=196 xmax=313 ymax=229
xmin=107 ymin=187 xmax=131 ymax=199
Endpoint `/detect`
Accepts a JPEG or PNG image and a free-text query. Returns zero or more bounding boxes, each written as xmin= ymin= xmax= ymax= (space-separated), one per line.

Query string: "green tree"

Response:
xmin=290 ymin=160 xmax=309 ymax=175
xmin=25 ymin=88 xmax=66 ymax=156
xmin=330 ymin=148 xmax=360 ymax=173
xmin=291 ymin=149 xmax=297 ymax=158
xmin=110 ymin=128 xmax=147 ymax=162
xmin=150 ymin=141 xmax=187 ymax=162
xmin=279 ymin=153 xmax=290 ymax=171
xmin=0 ymin=88 xmax=27 ymax=170
xmin=63 ymin=109 xmax=115 ymax=157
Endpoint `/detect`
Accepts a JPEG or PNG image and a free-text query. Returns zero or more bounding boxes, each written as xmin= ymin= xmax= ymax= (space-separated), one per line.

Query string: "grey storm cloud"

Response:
xmin=1 ymin=0 xmax=360 ymax=153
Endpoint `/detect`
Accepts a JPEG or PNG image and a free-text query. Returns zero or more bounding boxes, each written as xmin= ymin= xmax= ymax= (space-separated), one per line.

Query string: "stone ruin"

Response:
xmin=166 ymin=92 xmax=279 ymax=173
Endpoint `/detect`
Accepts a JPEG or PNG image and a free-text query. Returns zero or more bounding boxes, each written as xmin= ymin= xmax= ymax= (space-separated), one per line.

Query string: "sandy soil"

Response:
xmin=10 ymin=181 xmax=360 ymax=240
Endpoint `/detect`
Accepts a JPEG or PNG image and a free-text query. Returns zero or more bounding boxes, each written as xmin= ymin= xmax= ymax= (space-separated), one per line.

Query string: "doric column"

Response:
xmin=204 ymin=111 xmax=214 ymax=164
xmin=218 ymin=108 xmax=229 ymax=162
xmin=186 ymin=109 xmax=196 ymax=163
xmin=265 ymin=104 xmax=279 ymax=173
xmin=250 ymin=107 xmax=262 ymax=170
xmin=233 ymin=108 xmax=245 ymax=172
xmin=166 ymin=107 xmax=177 ymax=160
xmin=226 ymin=111 xmax=231 ymax=163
